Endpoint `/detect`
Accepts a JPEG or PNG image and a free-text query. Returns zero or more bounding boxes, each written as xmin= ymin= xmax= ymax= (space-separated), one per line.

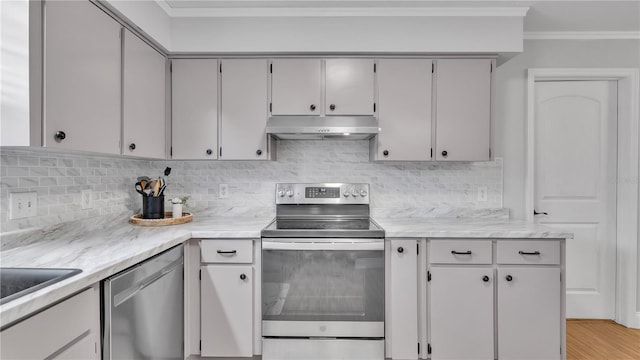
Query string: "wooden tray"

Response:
xmin=129 ymin=212 xmax=193 ymax=226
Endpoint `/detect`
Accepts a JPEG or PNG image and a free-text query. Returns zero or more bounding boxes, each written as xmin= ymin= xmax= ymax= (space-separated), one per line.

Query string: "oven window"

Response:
xmin=262 ymin=249 xmax=384 ymax=322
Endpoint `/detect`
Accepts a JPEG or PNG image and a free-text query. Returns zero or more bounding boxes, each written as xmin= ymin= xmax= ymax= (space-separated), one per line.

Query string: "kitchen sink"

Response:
xmin=0 ymin=268 xmax=82 ymax=305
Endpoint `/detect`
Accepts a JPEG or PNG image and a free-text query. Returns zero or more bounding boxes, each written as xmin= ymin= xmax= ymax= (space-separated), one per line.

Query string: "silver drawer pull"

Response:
xmin=518 ymin=251 xmax=541 ymax=255
xmin=217 ymin=250 xmax=237 ymax=255
xmin=451 ymin=250 xmax=472 ymax=255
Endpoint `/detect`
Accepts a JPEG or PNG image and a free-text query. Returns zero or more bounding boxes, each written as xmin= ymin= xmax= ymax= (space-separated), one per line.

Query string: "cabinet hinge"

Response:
xmin=270 ymin=102 xmax=272 ymax=112
xmin=417 ymin=243 xmax=419 ymax=255
xmin=491 ymin=63 xmax=493 ymax=72
xmin=428 ymin=344 xmax=432 ymax=354
xmin=432 ymin=63 xmax=435 ymax=73
xmin=430 ymin=148 xmax=433 ymax=158
xmin=199 ymin=340 xmax=202 ymax=351
xmin=418 ymin=343 xmax=420 ymax=354
xmin=374 ymin=63 xmax=377 ymax=73
xmin=169 ymin=62 xmax=172 ymax=72
xmin=170 ymin=147 xmax=173 ymax=156
xmin=489 ymin=148 xmax=491 ymax=158
xmin=220 ymin=63 xmax=222 ymax=73
xmin=199 ymin=269 xmax=201 ymax=280
xmin=219 ymin=147 xmax=222 ymax=157
xmin=373 ymin=103 xmax=376 ymax=112
xmin=270 ymin=63 xmax=273 ymax=73
xmin=427 ymin=271 xmax=431 ymax=282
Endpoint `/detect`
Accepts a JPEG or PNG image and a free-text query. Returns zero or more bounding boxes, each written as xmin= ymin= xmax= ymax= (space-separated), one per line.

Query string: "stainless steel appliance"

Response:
xmin=266 ymin=116 xmax=379 ymax=140
xmin=262 ymin=183 xmax=385 ymax=360
xmin=102 ymin=244 xmax=183 ymax=360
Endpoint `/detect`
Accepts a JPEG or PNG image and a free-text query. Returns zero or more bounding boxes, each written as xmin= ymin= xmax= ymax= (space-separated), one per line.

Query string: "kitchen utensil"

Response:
xmin=136 ymin=176 xmax=150 ymax=183
xmin=135 ymin=182 xmax=147 ymax=196
xmin=164 ymin=167 xmax=171 ymax=177
xmin=152 ymin=179 xmax=161 ymax=197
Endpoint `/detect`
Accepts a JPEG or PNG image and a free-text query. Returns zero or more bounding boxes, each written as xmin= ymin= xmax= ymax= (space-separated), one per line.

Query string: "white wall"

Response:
xmin=0 ymin=0 xmax=30 ymax=146
xmin=170 ymin=16 xmax=523 ymax=53
xmin=493 ymin=38 xmax=640 ymax=317
xmin=494 ymin=39 xmax=640 ymax=220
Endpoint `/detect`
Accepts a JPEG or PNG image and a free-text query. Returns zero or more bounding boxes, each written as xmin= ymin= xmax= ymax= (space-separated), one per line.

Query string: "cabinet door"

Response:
xmin=220 ymin=59 xmax=269 ymax=160
xmin=389 ymin=239 xmax=418 ymax=360
xmin=171 ymin=59 xmax=218 ymax=159
xmin=326 ymin=59 xmax=375 ymax=115
xmin=201 ymin=265 xmax=253 ymax=357
xmin=435 ymin=59 xmax=491 ymax=161
xmin=498 ymin=267 xmax=561 ymax=360
xmin=271 ymin=59 xmax=321 ymax=115
xmin=376 ymin=59 xmax=432 ymax=161
xmin=44 ymin=0 xmax=121 ymax=154
xmin=429 ymin=267 xmax=494 ymax=360
xmin=123 ymin=29 xmax=166 ymax=159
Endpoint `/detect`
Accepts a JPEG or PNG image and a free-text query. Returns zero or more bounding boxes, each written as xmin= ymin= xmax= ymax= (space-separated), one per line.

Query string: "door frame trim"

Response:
xmin=526 ymin=68 xmax=640 ymax=328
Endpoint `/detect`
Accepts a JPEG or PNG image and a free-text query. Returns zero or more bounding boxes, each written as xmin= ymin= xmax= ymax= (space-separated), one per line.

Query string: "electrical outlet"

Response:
xmin=10 ymin=192 xmax=38 ymax=219
xmin=477 ymin=187 xmax=488 ymax=202
xmin=81 ymin=189 xmax=93 ymax=210
xmin=219 ymin=184 xmax=229 ymax=199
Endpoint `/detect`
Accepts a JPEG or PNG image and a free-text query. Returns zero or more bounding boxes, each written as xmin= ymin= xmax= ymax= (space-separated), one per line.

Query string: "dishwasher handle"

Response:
xmin=112 ymin=257 xmax=183 ymax=308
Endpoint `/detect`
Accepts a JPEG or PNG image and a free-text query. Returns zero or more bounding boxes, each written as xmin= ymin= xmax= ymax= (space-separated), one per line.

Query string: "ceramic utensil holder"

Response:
xmin=142 ymin=195 xmax=164 ymax=219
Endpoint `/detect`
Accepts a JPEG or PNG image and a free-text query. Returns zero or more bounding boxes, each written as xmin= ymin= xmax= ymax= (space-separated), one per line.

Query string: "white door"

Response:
xmin=497 ymin=267 xmax=561 ymax=360
xmin=171 ymin=59 xmax=218 ymax=160
xmin=122 ymin=29 xmax=166 ymax=159
xmin=388 ymin=239 xmax=418 ymax=360
xmin=220 ymin=59 xmax=269 ymax=160
xmin=429 ymin=267 xmax=494 ymax=360
xmin=434 ymin=59 xmax=491 ymax=161
xmin=201 ymin=265 xmax=253 ymax=357
xmin=534 ymin=81 xmax=617 ymax=319
xmin=271 ymin=59 xmax=322 ymax=115
xmin=44 ymin=0 xmax=121 ymax=154
xmin=376 ymin=59 xmax=432 ymax=161
xmin=326 ymin=59 xmax=375 ymax=115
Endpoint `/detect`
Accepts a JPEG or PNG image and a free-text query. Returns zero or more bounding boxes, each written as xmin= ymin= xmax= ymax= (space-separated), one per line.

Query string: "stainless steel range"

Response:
xmin=261 ymin=183 xmax=385 ymax=360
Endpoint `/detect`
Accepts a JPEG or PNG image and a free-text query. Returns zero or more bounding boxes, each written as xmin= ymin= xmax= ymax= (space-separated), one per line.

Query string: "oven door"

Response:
xmin=262 ymin=238 xmax=384 ymax=338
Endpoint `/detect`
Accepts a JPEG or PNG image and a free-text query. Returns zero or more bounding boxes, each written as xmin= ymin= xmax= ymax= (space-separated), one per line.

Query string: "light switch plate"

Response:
xmin=219 ymin=184 xmax=229 ymax=199
xmin=477 ymin=187 xmax=488 ymax=202
xmin=10 ymin=192 xmax=38 ymax=219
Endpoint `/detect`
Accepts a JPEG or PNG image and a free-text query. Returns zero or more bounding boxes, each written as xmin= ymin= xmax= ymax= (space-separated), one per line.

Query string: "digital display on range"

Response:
xmin=305 ymin=187 xmax=340 ymax=198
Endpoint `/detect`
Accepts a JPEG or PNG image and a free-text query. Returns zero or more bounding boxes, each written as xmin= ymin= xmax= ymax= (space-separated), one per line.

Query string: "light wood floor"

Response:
xmin=567 ymin=319 xmax=640 ymax=359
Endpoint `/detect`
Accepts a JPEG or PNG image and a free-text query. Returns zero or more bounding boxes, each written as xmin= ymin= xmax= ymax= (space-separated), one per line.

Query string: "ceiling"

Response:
xmin=155 ymin=0 xmax=640 ymax=33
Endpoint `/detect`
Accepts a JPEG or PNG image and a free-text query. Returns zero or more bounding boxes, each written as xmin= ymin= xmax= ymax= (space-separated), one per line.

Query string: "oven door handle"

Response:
xmin=262 ymin=241 xmax=384 ymax=251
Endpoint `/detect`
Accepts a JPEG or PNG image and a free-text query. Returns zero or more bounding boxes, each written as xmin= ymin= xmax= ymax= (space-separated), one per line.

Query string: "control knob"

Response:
xmin=343 ymin=192 xmax=350 ymax=197
xmin=278 ymin=190 xmax=285 ymax=197
xmin=286 ymin=190 xmax=294 ymax=197
xmin=360 ymin=190 xmax=368 ymax=197
xmin=351 ymin=190 xmax=358 ymax=197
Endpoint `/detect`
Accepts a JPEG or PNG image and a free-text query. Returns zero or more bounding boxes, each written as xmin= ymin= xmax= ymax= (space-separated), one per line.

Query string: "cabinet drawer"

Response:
xmin=201 ymin=240 xmax=253 ymax=263
xmin=497 ymin=240 xmax=560 ymax=265
xmin=429 ymin=240 xmax=492 ymax=264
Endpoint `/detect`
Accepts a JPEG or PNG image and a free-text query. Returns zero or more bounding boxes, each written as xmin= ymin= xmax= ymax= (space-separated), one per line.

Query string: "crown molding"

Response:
xmin=154 ymin=3 xmax=529 ymax=18
xmin=524 ymin=31 xmax=640 ymax=40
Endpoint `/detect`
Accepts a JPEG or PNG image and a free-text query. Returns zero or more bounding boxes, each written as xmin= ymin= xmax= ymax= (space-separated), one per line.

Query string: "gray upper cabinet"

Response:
xmin=270 ymin=59 xmax=322 ymax=116
xmin=374 ymin=59 xmax=432 ymax=161
xmin=171 ymin=59 xmax=218 ymax=160
xmin=220 ymin=59 xmax=271 ymax=160
xmin=122 ymin=29 xmax=166 ymax=159
xmin=44 ymin=0 xmax=121 ymax=154
xmin=325 ymin=59 xmax=375 ymax=116
xmin=434 ymin=59 xmax=492 ymax=161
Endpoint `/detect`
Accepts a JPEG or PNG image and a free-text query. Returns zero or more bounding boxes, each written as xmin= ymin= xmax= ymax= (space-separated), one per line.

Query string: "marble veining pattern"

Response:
xmin=1 ymin=141 xmax=502 ymax=232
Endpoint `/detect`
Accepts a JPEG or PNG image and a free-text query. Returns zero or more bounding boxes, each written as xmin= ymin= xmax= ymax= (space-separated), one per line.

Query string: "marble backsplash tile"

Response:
xmin=1 ymin=141 xmax=503 ymax=233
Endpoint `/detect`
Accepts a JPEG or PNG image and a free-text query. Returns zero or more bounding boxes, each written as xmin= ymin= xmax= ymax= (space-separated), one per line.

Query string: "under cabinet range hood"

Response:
xmin=266 ymin=116 xmax=380 ymax=140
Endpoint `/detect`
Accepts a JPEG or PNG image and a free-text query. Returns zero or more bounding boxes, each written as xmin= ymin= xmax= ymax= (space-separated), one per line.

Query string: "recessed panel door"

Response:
xmin=534 ymin=81 xmax=617 ymax=318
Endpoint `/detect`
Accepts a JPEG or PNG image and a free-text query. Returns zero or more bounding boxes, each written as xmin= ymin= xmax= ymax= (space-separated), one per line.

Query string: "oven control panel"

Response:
xmin=276 ymin=183 xmax=370 ymax=204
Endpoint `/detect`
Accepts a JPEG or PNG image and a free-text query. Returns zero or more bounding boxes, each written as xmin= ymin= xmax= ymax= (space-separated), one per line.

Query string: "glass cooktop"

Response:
xmin=261 ymin=218 xmax=384 ymax=238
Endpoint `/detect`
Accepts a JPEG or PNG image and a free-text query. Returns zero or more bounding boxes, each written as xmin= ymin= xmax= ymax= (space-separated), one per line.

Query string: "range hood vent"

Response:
xmin=266 ymin=116 xmax=379 ymax=140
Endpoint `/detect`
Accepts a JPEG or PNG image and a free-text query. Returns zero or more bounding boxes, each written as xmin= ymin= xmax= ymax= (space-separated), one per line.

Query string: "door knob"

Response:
xmin=397 ymin=247 xmax=404 ymax=253
xmin=310 ymin=104 xmax=316 ymax=111
xmin=329 ymin=104 xmax=336 ymax=111
xmin=506 ymin=275 xmax=513 ymax=282
xmin=383 ymin=150 xmax=389 ymax=156
xmin=441 ymin=150 xmax=448 ymax=157
xmin=129 ymin=143 xmax=136 ymax=151
xmin=256 ymin=149 xmax=262 ymax=156
xmin=482 ymin=276 xmax=490 ymax=282
xmin=206 ymin=149 xmax=213 ymax=155
xmin=240 ymin=273 xmax=247 ymax=280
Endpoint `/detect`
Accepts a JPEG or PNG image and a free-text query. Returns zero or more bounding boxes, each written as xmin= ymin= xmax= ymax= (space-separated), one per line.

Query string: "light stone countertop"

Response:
xmin=0 ymin=210 xmax=572 ymax=328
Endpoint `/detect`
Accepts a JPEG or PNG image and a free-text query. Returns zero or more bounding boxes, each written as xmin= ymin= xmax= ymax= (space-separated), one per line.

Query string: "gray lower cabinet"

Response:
xmin=0 ymin=286 xmax=100 ymax=359
xmin=200 ymin=239 xmax=254 ymax=357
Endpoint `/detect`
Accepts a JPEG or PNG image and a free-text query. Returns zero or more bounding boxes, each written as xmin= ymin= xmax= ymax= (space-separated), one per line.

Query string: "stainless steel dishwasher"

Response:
xmin=102 ymin=244 xmax=183 ymax=360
